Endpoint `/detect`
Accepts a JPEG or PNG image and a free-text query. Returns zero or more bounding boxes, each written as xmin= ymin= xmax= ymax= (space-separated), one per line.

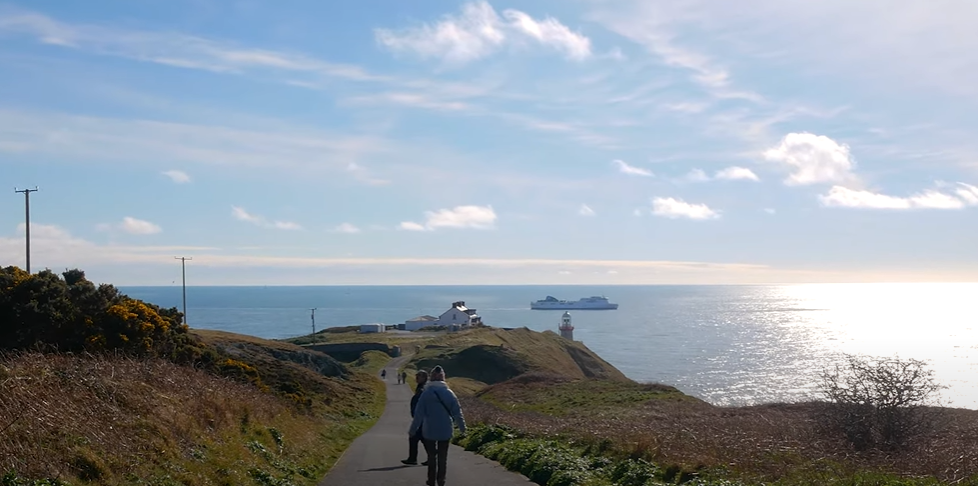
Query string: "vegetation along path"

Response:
xmin=320 ymin=355 xmax=532 ymax=486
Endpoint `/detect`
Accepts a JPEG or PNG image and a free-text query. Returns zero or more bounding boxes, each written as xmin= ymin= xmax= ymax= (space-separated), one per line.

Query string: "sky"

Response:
xmin=1 ymin=0 xmax=977 ymax=285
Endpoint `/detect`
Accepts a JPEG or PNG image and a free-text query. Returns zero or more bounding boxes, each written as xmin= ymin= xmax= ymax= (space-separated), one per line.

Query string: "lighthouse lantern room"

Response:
xmin=559 ymin=311 xmax=574 ymax=341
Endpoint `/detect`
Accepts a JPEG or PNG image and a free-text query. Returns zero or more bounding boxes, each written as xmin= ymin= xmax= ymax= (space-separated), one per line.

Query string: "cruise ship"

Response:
xmin=530 ymin=296 xmax=618 ymax=310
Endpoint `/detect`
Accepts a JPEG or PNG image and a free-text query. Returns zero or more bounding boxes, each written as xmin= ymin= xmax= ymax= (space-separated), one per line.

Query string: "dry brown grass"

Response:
xmin=461 ymin=387 xmax=978 ymax=483
xmin=0 ymin=351 xmax=280 ymax=481
xmin=0 ymin=350 xmax=384 ymax=484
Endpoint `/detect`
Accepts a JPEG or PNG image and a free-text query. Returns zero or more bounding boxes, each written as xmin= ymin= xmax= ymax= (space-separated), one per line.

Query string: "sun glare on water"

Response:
xmin=777 ymin=283 xmax=978 ymax=408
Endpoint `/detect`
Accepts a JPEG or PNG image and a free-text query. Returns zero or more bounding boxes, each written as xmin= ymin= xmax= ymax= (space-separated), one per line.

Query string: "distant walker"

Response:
xmin=530 ymin=295 xmax=618 ymax=310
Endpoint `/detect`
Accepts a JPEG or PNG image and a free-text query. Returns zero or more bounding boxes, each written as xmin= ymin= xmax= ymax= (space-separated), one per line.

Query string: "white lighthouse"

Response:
xmin=559 ymin=311 xmax=574 ymax=341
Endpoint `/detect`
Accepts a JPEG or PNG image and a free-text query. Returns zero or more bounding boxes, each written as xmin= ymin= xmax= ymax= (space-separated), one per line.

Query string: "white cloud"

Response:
xmin=685 ymin=169 xmax=710 ymax=182
xmin=401 ymin=205 xmax=498 ymax=231
xmin=956 ymin=183 xmax=978 ymax=205
xmin=579 ymin=204 xmax=596 ymax=216
xmin=651 ymin=197 xmax=719 ymax=220
xmin=764 ymin=132 xmax=856 ymax=186
xmin=715 ymin=166 xmax=759 ymax=181
xmin=502 ymin=10 xmax=592 ymax=60
xmin=375 ymin=1 xmax=591 ymax=64
xmin=613 ymin=159 xmax=653 ymax=177
xmin=819 ymin=186 xmax=973 ymax=210
xmin=119 ymin=217 xmax=162 ymax=235
xmin=231 ymin=206 xmax=302 ymax=230
xmin=346 ymin=162 xmax=390 ymax=186
xmin=399 ymin=221 xmax=428 ymax=232
xmin=679 ymin=167 xmax=757 ymax=183
xmin=334 ymin=223 xmax=361 ymax=234
xmin=764 ymin=208 xmax=776 ymax=215
xmin=161 ymin=170 xmax=191 ymax=183
xmin=426 ymin=205 xmax=497 ymax=229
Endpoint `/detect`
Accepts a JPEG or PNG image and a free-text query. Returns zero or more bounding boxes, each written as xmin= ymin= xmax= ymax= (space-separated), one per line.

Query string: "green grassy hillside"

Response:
xmin=408 ymin=327 xmax=628 ymax=387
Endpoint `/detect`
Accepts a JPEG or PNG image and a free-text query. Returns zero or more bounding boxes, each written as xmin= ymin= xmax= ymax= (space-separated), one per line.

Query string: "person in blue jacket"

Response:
xmin=401 ymin=369 xmax=429 ymax=466
xmin=408 ymin=365 xmax=466 ymax=486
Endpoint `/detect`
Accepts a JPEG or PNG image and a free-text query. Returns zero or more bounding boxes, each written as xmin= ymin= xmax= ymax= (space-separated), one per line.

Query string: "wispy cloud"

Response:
xmin=97 ymin=217 xmax=162 ymax=235
xmin=334 ymin=223 xmax=362 ymax=234
xmin=652 ymin=197 xmax=720 ymax=220
xmin=586 ymin=3 xmax=761 ymax=101
xmin=400 ymin=205 xmax=497 ymax=231
xmin=0 ymin=9 xmax=382 ymax=82
xmin=231 ymin=206 xmax=302 ymax=230
xmin=343 ymin=92 xmax=471 ymax=111
xmin=579 ymin=204 xmax=596 ymax=216
xmin=0 ymin=109 xmax=391 ymax=176
xmin=161 ymin=169 xmax=191 ymax=183
xmin=819 ymin=185 xmax=978 ymax=210
xmin=399 ymin=222 xmax=427 ymax=232
xmin=684 ymin=169 xmax=710 ymax=182
xmin=375 ymin=1 xmax=592 ymax=64
xmin=346 ymin=162 xmax=391 ymax=186
xmin=613 ymin=159 xmax=653 ymax=177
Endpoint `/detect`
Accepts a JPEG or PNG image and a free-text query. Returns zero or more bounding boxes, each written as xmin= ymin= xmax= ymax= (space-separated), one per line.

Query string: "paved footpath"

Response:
xmin=320 ymin=355 xmax=533 ymax=486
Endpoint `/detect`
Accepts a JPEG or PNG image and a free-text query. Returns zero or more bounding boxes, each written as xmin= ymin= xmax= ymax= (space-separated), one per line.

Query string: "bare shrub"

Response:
xmin=819 ymin=354 xmax=945 ymax=451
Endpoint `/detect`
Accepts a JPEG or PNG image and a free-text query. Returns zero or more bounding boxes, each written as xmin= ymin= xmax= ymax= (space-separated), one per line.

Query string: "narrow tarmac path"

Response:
xmin=320 ymin=355 xmax=533 ymax=486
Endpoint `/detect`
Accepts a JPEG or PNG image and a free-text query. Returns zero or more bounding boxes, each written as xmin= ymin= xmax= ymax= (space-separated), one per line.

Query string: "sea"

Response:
xmin=122 ymin=284 xmax=978 ymax=410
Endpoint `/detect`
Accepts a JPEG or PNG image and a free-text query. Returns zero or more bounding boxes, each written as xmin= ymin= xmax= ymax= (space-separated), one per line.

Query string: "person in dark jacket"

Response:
xmin=401 ymin=370 xmax=429 ymax=466
xmin=408 ymin=365 xmax=465 ymax=486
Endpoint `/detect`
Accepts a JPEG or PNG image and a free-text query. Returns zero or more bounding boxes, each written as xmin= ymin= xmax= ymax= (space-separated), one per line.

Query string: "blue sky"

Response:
xmin=1 ymin=0 xmax=976 ymax=285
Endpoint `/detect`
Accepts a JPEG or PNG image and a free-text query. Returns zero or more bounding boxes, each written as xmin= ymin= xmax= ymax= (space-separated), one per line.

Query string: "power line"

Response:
xmin=14 ymin=187 xmax=38 ymax=273
xmin=174 ymin=256 xmax=192 ymax=325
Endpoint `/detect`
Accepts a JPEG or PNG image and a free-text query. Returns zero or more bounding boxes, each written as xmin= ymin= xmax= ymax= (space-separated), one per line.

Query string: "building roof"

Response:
xmin=407 ymin=315 xmax=438 ymax=321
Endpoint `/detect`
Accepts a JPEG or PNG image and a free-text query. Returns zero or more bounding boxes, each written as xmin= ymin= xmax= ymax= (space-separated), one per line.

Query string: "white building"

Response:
xmin=435 ymin=301 xmax=482 ymax=328
xmin=404 ymin=315 xmax=438 ymax=331
xmin=359 ymin=323 xmax=386 ymax=334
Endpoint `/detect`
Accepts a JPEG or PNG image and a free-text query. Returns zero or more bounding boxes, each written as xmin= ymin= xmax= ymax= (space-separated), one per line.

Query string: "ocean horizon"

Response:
xmin=124 ymin=283 xmax=978 ymax=410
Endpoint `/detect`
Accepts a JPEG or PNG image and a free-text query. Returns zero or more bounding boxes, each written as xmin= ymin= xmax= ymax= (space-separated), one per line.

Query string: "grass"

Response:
xmin=476 ymin=373 xmax=695 ymax=416
xmin=460 ymin=389 xmax=978 ymax=485
xmin=0 ymin=330 xmax=386 ymax=485
xmin=456 ymin=424 xmax=977 ymax=486
xmin=284 ymin=327 xmax=437 ymax=347
xmin=407 ymin=327 xmax=627 ymax=386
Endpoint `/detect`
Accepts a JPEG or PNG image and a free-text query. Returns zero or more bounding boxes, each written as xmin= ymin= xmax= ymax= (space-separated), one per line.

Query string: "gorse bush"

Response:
xmin=0 ymin=267 xmax=187 ymax=357
xmin=0 ymin=267 xmax=277 ymax=392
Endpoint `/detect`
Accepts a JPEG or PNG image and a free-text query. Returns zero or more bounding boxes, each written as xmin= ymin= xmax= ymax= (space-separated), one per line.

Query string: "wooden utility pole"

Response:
xmin=14 ymin=187 xmax=38 ymax=273
xmin=174 ymin=256 xmax=192 ymax=324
